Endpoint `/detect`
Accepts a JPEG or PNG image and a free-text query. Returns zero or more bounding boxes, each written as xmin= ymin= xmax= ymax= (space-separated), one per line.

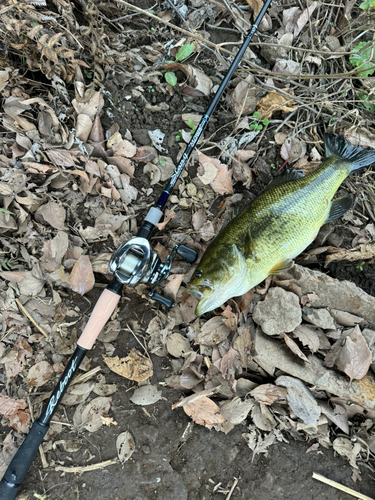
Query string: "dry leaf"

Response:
xmin=103 ymin=349 xmax=153 ymax=383
xmin=75 ymin=114 xmax=92 ymax=142
xmin=183 ymin=396 xmax=225 ymax=426
xmin=233 ymin=327 xmax=252 ymax=368
xmin=164 ymin=274 xmax=185 ymax=301
xmin=276 ymin=375 xmax=321 ymax=426
xmin=130 ymin=385 xmax=163 ymax=406
xmin=219 ymin=347 xmax=241 ymax=388
xmin=166 ymin=333 xmax=191 ymax=358
xmin=250 ymin=384 xmax=288 ymax=405
xmin=112 ymin=139 xmax=137 ymax=158
xmin=0 ymin=395 xmax=31 ymax=433
xmin=292 ymin=324 xmax=320 ymax=353
xmin=69 ymin=255 xmax=95 ymax=295
xmin=280 ymin=136 xmax=307 ymax=163
xmin=335 ymin=325 xmax=372 ymax=381
xmin=257 ymin=90 xmax=297 ymax=119
xmin=35 ymin=202 xmax=66 ymax=230
xmin=227 ymin=75 xmax=257 ymax=116
xmin=332 ymin=437 xmax=362 ymax=469
xmin=156 ymin=209 xmax=175 ymax=231
xmin=210 ymin=162 xmax=234 ymax=195
xmin=283 ymin=334 xmax=310 ymax=363
xmin=194 ymin=317 xmax=231 ymax=346
xmin=220 ymin=397 xmax=254 ymax=425
xmin=81 ymin=396 xmax=112 ymax=432
xmin=26 ymin=361 xmax=54 ymax=387
xmin=116 ymin=431 xmax=135 ymax=464
xmin=197 ymin=155 xmax=218 ymax=185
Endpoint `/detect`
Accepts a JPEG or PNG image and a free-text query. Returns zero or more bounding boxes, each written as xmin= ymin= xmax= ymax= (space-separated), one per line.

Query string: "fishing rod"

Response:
xmin=0 ymin=1 xmax=272 ymax=498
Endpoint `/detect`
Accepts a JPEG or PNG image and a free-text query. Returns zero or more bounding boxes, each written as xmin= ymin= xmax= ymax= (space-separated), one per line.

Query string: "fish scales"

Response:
xmin=187 ymin=135 xmax=375 ymax=316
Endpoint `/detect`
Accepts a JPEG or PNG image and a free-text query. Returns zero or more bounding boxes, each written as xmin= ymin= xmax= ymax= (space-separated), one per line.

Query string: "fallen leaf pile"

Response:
xmin=1 ymin=0 xmax=375 ymax=492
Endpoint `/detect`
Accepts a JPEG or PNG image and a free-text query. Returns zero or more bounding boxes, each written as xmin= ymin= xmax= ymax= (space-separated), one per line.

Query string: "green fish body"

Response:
xmin=187 ymin=135 xmax=375 ymax=315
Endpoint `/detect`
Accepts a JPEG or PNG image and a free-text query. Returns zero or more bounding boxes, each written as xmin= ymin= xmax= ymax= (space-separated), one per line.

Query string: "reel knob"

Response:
xmin=176 ymin=244 xmax=198 ymax=263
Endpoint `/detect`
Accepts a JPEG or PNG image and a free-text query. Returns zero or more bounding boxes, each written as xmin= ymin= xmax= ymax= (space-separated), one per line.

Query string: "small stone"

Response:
xmin=302 ymin=307 xmax=336 ymax=330
xmin=197 ymin=189 xmax=204 ymax=199
xmin=186 ymin=183 xmax=197 ymax=197
xmin=179 ymin=198 xmax=192 ymax=209
xmin=170 ymin=195 xmax=179 ymax=204
xmin=253 ymin=287 xmax=302 ymax=337
xmin=260 ymin=37 xmax=288 ymax=64
xmin=142 ymin=445 xmax=151 ymax=454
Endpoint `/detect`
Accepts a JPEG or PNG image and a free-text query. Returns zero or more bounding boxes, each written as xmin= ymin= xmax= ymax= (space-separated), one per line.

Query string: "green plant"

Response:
xmin=350 ymin=41 xmax=375 ymax=77
xmin=159 ymin=156 xmax=166 ymax=167
xmin=175 ymin=130 xmax=183 ymax=141
xmin=355 ymin=261 xmax=365 ymax=272
xmin=187 ymin=119 xmax=196 ymax=135
xmin=349 ymin=0 xmax=375 ymax=77
xmin=165 ymin=71 xmax=177 ymax=87
xmin=147 ymin=85 xmax=155 ymax=93
xmin=359 ymin=0 xmax=375 ymax=9
xmin=357 ymin=87 xmax=375 ymax=111
xmin=249 ymin=111 xmax=270 ymax=131
xmin=164 ymin=43 xmax=195 ymax=87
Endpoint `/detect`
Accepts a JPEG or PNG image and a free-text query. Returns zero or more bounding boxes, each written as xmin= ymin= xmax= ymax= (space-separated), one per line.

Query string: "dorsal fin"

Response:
xmin=263 ymin=169 xmax=304 ymax=191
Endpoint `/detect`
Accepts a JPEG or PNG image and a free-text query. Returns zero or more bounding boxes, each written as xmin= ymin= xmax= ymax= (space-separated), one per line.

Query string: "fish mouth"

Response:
xmin=186 ymin=282 xmax=223 ymax=316
xmin=186 ymin=281 xmax=215 ymax=308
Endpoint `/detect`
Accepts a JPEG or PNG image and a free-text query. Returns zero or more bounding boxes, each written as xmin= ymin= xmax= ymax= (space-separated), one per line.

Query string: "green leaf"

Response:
xmin=249 ymin=123 xmax=256 ymax=131
xmin=256 ymin=124 xmax=263 ymax=131
xmin=357 ymin=90 xmax=375 ymax=111
xmin=252 ymin=111 xmax=260 ymax=120
xmin=262 ymin=118 xmax=270 ymax=126
xmin=187 ymin=119 xmax=195 ymax=130
xmin=349 ymin=41 xmax=375 ymax=77
xmin=175 ymin=43 xmax=194 ymax=62
xmin=165 ymin=71 xmax=177 ymax=86
xmin=0 ymin=208 xmax=15 ymax=215
xmin=359 ymin=0 xmax=375 ymax=9
xmin=159 ymin=156 xmax=166 ymax=167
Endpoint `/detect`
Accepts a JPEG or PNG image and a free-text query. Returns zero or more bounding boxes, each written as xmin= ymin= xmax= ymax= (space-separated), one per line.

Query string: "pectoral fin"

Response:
xmin=325 ymin=195 xmax=353 ymax=224
xmin=269 ymin=258 xmax=294 ymax=275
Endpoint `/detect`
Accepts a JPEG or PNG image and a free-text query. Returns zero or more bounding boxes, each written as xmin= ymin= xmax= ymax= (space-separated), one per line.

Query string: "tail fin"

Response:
xmin=324 ymin=134 xmax=375 ymax=173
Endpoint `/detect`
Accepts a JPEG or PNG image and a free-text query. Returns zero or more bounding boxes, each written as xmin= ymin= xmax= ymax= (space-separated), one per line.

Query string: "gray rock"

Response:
xmin=276 ymin=264 xmax=375 ymax=328
xmin=260 ymin=37 xmax=288 ymax=64
xmin=253 ymin=287 xmax=302 ymax=336
xmin=254 ymin=328 xmax=375 ymax=412
xmin=302 ymin=307 xmax=336 ymax=330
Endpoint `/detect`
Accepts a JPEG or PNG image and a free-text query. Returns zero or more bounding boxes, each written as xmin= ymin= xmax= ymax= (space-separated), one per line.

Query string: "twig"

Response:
xmin=15 ymin=298 xmax=48 ymax=338
xmin=312 ymin=472 xmax=375 ymax=500
xmin=70 ymin=366 xmax=101 ymax=385
xmin=115 ymin=1 xmax=373 ymax=81
xmin=227 ymin=477 xmax=239 ymax=500
xmin=54 ymin=458 xmax=119 ymax=474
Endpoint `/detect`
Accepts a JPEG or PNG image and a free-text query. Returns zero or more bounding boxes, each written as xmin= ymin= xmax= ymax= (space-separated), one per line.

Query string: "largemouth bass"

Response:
xmin=187 ymin=134 xmax=375 ymax=316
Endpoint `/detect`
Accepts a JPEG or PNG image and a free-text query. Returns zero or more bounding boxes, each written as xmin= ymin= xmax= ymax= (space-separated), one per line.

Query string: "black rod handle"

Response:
xmin=0 ymin=420 xmax=49 ymax=500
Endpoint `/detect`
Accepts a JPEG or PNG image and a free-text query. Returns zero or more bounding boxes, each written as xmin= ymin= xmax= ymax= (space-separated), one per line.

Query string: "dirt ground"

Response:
xmin=1 ymin=0 xmax=375 ymax=499
xmin=16 ymin=292 xmax=375 ymax=500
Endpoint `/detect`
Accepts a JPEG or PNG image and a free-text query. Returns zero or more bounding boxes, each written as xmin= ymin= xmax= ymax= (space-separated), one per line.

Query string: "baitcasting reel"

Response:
xmin=108 ymin=236 xmax=198 ymax=308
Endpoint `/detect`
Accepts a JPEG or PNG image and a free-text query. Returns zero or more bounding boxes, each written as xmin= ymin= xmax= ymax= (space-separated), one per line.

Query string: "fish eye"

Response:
xmin=195 ymin=270 xmax=203 ymax=278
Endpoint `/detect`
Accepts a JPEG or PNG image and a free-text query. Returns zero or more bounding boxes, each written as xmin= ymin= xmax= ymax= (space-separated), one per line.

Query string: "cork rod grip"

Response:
xmin=78 ymin=289 xmax=120 ymax=349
